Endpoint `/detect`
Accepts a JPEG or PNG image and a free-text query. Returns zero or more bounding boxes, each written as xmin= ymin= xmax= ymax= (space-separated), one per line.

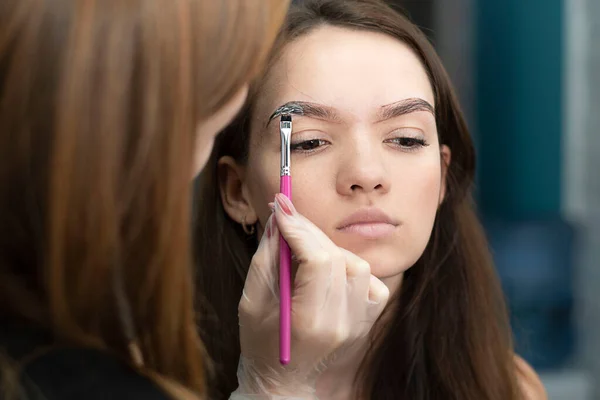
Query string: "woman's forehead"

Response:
xmin=255 ymin=25 xmax=435 ymax=125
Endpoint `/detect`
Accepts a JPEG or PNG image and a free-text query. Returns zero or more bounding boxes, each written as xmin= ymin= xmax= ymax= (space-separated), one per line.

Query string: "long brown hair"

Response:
xmin=195 ymin=0 xmax=522 ymax=399
xmin=0 ymin=0 xmax=288 ymax=397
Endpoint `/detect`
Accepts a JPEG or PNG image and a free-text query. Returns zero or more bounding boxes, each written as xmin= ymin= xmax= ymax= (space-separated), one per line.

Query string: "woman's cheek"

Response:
xmin=250 ymin=163 xmax=282 ymax=223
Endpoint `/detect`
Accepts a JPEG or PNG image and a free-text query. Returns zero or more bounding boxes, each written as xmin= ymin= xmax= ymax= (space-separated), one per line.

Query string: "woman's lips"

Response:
xmin=336 ymin=208 xmax=399 ymax=239
xmin=337 ymin=222 xmax=397 ymax=239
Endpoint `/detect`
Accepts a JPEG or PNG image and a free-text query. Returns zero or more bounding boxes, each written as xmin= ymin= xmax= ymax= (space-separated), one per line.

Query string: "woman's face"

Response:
xmin=222 ymin=26 xmax=450 ymax=289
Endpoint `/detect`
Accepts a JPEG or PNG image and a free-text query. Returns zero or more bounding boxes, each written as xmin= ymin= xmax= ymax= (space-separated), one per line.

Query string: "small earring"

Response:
xmin=241 ymin=215 xmax=256 ymax=235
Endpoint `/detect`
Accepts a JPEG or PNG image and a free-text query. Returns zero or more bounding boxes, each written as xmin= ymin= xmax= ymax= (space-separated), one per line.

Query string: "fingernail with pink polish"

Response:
xmin=275 ymin=194 xmax=293 ymax=216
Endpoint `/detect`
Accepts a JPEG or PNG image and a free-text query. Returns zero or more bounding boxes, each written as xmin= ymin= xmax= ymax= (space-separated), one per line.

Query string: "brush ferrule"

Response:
xmin=280 ymin=119 xmax=292 ymax=176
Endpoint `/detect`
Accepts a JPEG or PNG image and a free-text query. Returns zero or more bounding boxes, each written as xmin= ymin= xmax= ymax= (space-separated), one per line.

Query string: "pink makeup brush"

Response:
xmin=278 ymin=114 xmax=292 ymax=365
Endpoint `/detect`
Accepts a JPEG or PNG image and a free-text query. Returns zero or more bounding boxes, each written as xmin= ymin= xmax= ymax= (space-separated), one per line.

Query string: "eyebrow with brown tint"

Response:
xmin=377 ymin=98 xmax=435 ymax=122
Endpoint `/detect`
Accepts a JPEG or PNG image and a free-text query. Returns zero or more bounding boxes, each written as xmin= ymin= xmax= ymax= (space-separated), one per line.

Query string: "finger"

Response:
xmin=273 ymin=193 xmax=337 ymax=258
xmin=367 ymin=275 xmax=390 ymax=317
xmin=240 ymin=214 xmax=279 ymax=313
xmin=273 ymin=194 xmax=341 ymax=306
xmin=339 ymin=248 xmax=371 ymax=299
xmin=338 ymin=246 xmax=388 ymax=310
xmin=273 ymin=193 xmax=333 ymax=279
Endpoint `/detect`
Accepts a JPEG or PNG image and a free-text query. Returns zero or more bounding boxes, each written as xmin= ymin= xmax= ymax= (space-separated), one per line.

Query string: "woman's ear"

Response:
xmin=218 ymin=156 xmax=257 ymax=226
xmin=439 ymin=145 xmax=452 ymax=205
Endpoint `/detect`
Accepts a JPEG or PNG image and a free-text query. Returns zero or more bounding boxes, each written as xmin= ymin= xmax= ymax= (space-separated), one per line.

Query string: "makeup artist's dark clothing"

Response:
xmin=0 ymin=324 xmax=171 ymax=400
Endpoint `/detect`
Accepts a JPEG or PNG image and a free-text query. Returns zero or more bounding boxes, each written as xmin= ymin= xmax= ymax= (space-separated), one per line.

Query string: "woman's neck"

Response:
xmin=382 ymin=272 xmax=404 ymax=298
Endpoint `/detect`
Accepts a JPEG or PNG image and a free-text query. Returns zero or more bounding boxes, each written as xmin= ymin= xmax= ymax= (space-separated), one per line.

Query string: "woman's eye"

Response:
xmin=290 ymin=139 xmax=328 ymax=152
xmin=385 ymin=137 xmax=429 ymax=150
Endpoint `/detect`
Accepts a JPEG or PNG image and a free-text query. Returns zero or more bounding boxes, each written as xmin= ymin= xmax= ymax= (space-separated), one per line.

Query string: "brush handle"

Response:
xmin=279 ymin=175 xmax=292 ymax=365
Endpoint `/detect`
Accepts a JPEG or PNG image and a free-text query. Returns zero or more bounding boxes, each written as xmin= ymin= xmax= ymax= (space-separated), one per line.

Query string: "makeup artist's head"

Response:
xmin=0 ymin=0 xmax=287 ymax=397
xmin=195 ymin=0 xmax=519 ymax=399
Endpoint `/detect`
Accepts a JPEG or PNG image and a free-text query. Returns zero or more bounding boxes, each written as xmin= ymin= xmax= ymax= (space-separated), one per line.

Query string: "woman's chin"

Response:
xmin=356 ymin=252 xmax=413 ymax=289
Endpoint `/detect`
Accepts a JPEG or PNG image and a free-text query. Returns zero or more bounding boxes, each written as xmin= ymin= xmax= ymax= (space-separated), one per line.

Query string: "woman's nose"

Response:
xmin=336 ymin=141 xmax=390 ymax=196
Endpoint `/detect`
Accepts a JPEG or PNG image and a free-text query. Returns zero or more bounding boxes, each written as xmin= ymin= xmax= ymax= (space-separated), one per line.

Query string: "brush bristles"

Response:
xmin=281 ymin=115 xmax=292 ymax=122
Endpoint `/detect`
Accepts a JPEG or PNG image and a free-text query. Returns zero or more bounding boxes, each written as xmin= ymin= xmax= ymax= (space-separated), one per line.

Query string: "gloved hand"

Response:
xmin=230 ymin=194 xmax=390 ymax=399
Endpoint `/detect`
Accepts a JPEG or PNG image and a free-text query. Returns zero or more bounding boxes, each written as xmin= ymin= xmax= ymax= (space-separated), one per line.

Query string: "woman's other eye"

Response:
xmin=290 ymin=139 xmax=330 ymax=153
xmin=384 ymin=136 xmax=429 ymax=152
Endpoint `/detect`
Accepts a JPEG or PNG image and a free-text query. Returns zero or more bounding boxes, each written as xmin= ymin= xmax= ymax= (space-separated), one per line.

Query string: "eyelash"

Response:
xmin=290 ymin=136 xmax=429 ymax=154
xmin=290 ymin=139 xmax=330 ymax=153
xmin=384 ymin=136 xmax=429 ymax=152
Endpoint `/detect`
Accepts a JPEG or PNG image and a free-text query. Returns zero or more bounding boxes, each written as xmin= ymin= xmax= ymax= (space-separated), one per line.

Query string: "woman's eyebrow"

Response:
xmin=377 ymin=98 xmax=435 ymax=122
xmin=266 ymin=97 xmax=434 ymax=128
xmin=266 ymin=101 xmax=341 ymax=127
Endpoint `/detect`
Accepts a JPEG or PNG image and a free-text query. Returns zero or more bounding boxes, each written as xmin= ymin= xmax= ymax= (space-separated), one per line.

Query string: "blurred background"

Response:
xmin=387 ymin=0 xmax=600 ymax=398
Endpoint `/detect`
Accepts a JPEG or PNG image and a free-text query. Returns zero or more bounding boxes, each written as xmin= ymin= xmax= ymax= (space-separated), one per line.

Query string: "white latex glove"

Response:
xmin=230 ymin=194 xmax=390 ymax=399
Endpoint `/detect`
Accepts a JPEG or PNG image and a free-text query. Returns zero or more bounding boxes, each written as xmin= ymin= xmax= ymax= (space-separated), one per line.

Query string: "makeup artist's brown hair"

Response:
xmin=0 ymin=0 xmax=287 ymax=398
xmin=195 ymin=0 xmax=521 ymax=399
